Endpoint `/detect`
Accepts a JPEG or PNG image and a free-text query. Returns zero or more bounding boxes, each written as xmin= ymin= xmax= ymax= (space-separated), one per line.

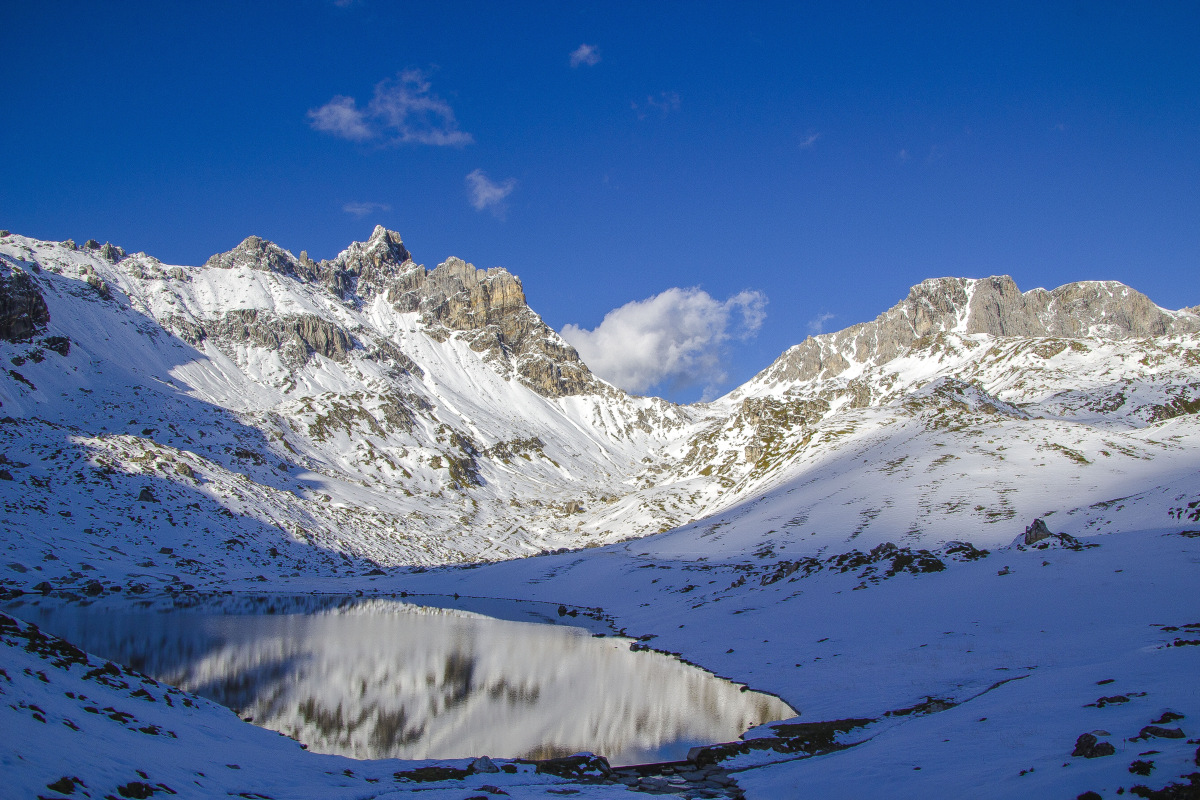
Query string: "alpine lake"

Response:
xmin=3 ymin=592 xmax=794 ymax=766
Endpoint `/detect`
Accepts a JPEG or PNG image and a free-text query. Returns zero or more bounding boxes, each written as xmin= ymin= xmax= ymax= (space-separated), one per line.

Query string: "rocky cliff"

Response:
xmin=752 ymin=276 xmax=1200 ymax=387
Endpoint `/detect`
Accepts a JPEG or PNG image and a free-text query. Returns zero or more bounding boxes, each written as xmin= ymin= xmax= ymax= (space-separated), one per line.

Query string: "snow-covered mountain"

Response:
xmin=1 ymin=227 xmax=1198 ymax=592
xmin=4 ymin=226 xmax=1200 ymax=800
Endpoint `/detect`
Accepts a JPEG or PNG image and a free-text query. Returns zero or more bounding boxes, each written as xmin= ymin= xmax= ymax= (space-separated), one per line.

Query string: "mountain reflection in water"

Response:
xmin=4 ymin=594 xmax=794 ymax=765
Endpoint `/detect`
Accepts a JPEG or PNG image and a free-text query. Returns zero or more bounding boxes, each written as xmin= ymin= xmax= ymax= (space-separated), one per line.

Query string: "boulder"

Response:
xmin=1072 ymin=733 xmax=1116 ymax=758
xmin=1024 ymin=518 xmax=1053 ymax=545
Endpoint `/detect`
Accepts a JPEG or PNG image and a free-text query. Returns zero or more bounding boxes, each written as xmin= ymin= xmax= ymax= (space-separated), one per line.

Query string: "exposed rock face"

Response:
xmin=0 ymin=268 xmax=50 ymax=342
xmin=205 ymin=235 xmax=300 ymax=276
xmin=83 ymin=239 xmax=126 ymax=263
xmin=759 ymin=276 xmax=1200 ymax=386
xmin=1024 ymin=518 xmax=1053 ymax=545
xmin=173 ymin=310 xmax=355 ymax=368
xmin=202 ymin=226 xmax=601 ymax=397
xmin=393 ymin=256 xmax=601 ymax=397
xmin=319 ymin=226 xmax=419 ymax=301
xmin=965 ymin=276 xmax=1188 ymax=339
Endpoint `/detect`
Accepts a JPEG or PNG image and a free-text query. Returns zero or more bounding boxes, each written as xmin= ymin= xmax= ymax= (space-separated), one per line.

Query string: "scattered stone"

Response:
xmin=116 ymin=781 xmax=155 ymax=798
xmin=887 ymin=697 xmax=956 ymax=717
xmin=1129 ymin=772 xmax=1200 ymax=799
xmin=393 ymin=765 xmax=469 ymax=782
xmin=42 ymin=335 xmax=70 ymax=356
xmin=1073 ymin=733 xmax=1116 ymax=758
xmin=136 ymin=487 xmax=157 ymax=503
xmin=534 ymin=754 xmax=614 ymax=780
xmin=46 ymin=776 xmax=79 ymax=794
xmin=1139 ymin=726 xmax=1186 ymax=740
xmin=468 ymin=756 xmax=500 ymax=774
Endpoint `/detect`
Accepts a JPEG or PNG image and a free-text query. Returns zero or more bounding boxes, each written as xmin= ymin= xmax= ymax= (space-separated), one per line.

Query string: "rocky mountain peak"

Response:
xmin=197 ymin=229 xmax=600 ymax=398
xmin=962 ymin=276 xmax=1191 ymax=339
xmin=318 ymin=227 xmax=420 ymax=302
xmin=204 ymin=235 xmax=300 ymax=275
xmin=364 ymin=225 xmax=411 ymax=265
xmin=752 ymin=275 xmax=1200 ymax=389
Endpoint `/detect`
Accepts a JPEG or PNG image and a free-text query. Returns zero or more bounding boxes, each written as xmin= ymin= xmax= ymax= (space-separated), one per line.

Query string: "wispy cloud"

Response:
xmin=570 ymin=43 xmax=601 ymax=67
xmin=807 ymin=312 xmax=835 ymax=335
xmin=898 ymin=148 xmax=910 ymax=162
xmin=798 ymin=132 xmax=821 ymax=150
xmin=632 ymin=91 xmax=681 ymax=119
xmin=342 ymin=201 xmax=391 ymax=218
xmin=561 ymin=287 xmax=767 ymax=397
xmin=466 ymin=169 xmax=517 ymax=218
xmin=308 ymin=96 xmax=374 ymax=141
xmin=308 ymin=69 xmax=473 ymax=147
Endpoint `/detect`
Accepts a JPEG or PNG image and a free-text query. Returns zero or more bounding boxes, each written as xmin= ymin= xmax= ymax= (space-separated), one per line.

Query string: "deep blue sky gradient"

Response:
xmin=3 ymin=1 xmax=1197 ymax=400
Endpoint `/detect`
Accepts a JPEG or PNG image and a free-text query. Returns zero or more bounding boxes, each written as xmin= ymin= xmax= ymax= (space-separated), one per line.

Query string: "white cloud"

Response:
xmin=807 ymin=312 xmax=835 ymax=335
xmin=342 ymin=201 xmax=391 ymax=217
xmin=632 ymin=91 xmax=681 ymax=119
xmin=798 ymin=132 xmax=821 ymax=150
xmin=561 ymin=287 xmax=767 ymax=397
xmin=570 ymin=44 xmax=601 ymax=67
xmin=308 ymin=96 xmax=373 ymax=141
xmin=466 ymin=169 xmax=516 ymax=217
xmin=308 ymin=70 xmax=473 ymax=147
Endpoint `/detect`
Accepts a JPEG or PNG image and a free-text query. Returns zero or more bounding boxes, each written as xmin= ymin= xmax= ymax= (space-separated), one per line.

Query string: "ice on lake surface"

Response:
xmin=3 ymin=593 xmax=794 ymax=765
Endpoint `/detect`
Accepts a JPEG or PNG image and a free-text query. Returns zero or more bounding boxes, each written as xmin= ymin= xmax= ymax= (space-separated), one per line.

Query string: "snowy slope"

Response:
xmin=2 ymin=229 xmax=1198 ymax=593
xmin=0 ymin=230 xmax=700 ymax=590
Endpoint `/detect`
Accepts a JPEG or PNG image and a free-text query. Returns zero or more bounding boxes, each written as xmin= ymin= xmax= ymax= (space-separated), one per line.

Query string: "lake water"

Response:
xmin=3 ymin=593 xmax=794 ymax=765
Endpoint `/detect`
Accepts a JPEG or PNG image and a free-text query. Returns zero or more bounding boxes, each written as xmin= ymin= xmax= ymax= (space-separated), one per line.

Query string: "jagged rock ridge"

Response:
xmin=754 ymin=275 xmax=1200 ymax=387
xmin=203 ymin=226 xmax=600 ymax=398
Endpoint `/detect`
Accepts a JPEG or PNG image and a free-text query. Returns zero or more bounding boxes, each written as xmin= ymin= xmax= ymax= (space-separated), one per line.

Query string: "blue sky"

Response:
xmin=3 ymin=1 xmax=1198 ymax=401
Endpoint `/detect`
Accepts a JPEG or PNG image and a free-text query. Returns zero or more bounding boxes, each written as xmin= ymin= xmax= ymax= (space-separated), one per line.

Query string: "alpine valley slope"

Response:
xmin=2 ymin=227 xmax=1197 ymax=590
xmin=2 ymin=227 xmax=1200 ymax=799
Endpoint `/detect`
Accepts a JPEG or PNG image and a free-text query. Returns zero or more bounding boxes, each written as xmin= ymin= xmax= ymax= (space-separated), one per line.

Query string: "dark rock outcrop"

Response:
xmin=171 ymin=310 xmax=356 ymax=368
xmin=1024 ymin=518 xmax=1053 ymax=545
xmin=1072 ymin=732 xmax=1116 ymax=758
xmin=0 ymin=269 xmax=50 ymax=342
